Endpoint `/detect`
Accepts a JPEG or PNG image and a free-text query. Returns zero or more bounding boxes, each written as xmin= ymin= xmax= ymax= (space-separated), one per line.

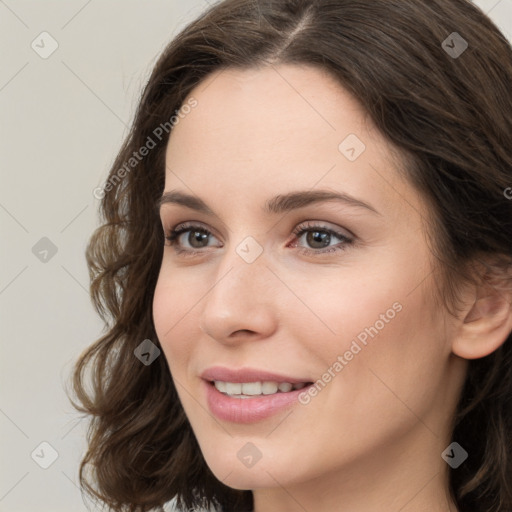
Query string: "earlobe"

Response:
xmin=452 ymin=285 xmax=512 ymax=360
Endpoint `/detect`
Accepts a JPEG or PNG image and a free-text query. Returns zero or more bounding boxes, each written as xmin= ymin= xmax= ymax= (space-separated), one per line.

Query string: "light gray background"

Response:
xmin=1 ymin=1 xmax=510 ymax=511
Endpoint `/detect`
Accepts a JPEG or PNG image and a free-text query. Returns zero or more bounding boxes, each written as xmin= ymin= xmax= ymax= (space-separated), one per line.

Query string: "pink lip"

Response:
xmin=200 ymin=366 xmax=309 ymax=384
xmin=201 ymin=366 xmax=313 ymax=424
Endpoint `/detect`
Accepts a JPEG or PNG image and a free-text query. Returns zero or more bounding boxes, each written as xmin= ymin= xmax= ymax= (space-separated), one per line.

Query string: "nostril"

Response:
xmin=231 ymin=329 xmax=255 ymax=336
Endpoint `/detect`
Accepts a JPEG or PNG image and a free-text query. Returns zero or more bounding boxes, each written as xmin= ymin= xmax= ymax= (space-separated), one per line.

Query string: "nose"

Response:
xmin=199 ymin=246 xmax=278 ymax=345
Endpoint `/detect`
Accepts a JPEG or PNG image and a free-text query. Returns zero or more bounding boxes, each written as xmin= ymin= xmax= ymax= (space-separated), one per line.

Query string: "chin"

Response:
xmin=210 ymin=463 xmax=281 ymax=491
xmin=199 ymin=440 xmax=307 ymax=491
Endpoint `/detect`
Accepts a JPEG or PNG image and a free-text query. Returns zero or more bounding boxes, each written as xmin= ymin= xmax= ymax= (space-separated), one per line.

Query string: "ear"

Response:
xmin=452 ymin=264 xmax=512 ymax=360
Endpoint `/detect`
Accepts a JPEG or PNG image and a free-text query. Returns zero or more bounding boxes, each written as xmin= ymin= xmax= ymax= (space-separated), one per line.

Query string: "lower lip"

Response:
xmin=204 ymin=380 xmax=312 ymax=424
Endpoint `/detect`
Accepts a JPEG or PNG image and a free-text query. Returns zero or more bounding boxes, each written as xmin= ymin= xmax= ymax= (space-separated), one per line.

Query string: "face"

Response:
xmin=153 ymin=64 xmax=465 ymax=499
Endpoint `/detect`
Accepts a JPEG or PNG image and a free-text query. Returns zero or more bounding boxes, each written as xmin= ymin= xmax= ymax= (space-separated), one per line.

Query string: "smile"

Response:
xmin=213 ymin=380 xmax=308 ymax=398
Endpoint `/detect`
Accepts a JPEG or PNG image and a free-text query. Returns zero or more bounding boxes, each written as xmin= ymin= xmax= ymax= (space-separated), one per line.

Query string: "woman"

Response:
xmin=71 ymin=0 xmax=512 ymax=511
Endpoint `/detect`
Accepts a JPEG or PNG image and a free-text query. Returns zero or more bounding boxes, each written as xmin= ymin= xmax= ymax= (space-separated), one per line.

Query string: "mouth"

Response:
xmin=200 ymin=367 xmax=315 ymax=423
xmin=208 ymin=380 xmax=312 ymax=398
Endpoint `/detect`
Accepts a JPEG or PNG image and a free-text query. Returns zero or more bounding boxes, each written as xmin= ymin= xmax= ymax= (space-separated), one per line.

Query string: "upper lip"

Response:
xmin=201 ymin=366 xmax=311 ymax=384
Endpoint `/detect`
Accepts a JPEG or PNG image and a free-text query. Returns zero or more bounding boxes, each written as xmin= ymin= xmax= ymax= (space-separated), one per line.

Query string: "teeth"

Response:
xmin=215 ymin=380 xmax=227 ymax=393
xmin=213 ymin=380 xmax=307 ymax=397
xmin=262 ymin=381 xmax=278 ymax=394
xmin=225 ymin=382 xmax=242 ymax=395
xmin=242 ymin=382 xmax=262 ymax=395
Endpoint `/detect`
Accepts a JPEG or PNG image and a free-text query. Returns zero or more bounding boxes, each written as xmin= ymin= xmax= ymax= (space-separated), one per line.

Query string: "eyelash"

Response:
xmin=164 ymin=221 xmax=354 ymax=258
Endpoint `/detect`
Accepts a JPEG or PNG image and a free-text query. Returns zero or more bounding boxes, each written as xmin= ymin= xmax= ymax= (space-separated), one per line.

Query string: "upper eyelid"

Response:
xmin=158 ymin=198 xmax=371 ymax=236
xmin=161 ymin=216 xmax=228 ymax=237
xmin=170 ymin=221 xmax=223 ymax=240
xmin=166 ymin=221 xmax=352 ymax=242
xmin=159 ymin=204 xmax=231 ymax=234
xmin=166 ymin=219 xmax=344 ymax=232
xmin=293 ymin=221 xmax=354 ymax=238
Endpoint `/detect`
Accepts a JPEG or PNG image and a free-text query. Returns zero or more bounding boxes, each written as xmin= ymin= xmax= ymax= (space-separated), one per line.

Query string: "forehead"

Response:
xmin=167 ymin=65 xmax=369 ymax=165
xmin=163 ymin=64 xmax=424 ymax=222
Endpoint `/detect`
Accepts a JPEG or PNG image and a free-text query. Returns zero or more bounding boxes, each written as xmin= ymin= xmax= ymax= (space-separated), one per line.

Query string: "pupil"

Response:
xmin=307 ymin=231 xmax=330 ymax=248
xmin=189 ymin=230 xmax=209 ymax=248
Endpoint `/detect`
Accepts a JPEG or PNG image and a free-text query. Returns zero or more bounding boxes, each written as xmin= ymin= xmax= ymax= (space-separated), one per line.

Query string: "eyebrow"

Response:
xmin=158 ymin=189 xmax=380 ymax=217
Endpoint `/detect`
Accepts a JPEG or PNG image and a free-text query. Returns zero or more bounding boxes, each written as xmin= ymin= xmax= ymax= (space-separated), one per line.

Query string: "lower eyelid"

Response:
xmin=291 ymin=237 xmax=353 ymax=256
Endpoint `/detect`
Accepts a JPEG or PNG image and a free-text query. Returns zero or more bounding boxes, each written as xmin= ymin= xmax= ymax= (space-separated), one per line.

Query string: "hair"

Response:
xmin=70 ymin=0 xmax=512 ymax=511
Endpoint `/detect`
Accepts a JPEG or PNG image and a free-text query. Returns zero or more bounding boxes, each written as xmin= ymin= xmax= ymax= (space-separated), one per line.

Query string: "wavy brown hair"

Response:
xmin=70 ymin=0 xmax=512 ymax=511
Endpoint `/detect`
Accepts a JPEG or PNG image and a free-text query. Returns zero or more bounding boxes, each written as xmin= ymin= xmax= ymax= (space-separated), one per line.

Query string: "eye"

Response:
xmin=164 ymin=221 xmax=354 ymax=257
xmin=289 ymin=221 xmax=354 ymax=255
xmin=165 ymin=222 xmax=221 ymax=255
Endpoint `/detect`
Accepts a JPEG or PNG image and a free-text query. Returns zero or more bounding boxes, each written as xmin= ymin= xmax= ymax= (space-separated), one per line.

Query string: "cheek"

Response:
xmin=283 ymin=262 xmax=405 ymax=362
xmin=153 ymin=272 xmax=172 ymax=322
xmin=153 ymin=273 xmax=174 ymax=345
xmin=298 ymin=255 xmax=446 ymax=404
xmin=152 ymin=266 xmax=200 ymax=366
xmin=334 ymin=283 xmax=446 ymax=424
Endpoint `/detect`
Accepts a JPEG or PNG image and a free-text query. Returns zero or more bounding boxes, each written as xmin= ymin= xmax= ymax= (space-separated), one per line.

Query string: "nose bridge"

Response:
xmin=199 ymin=238 xmax=277 ymax=341
xmin=214 ymin=233 xmax=270 ymax=298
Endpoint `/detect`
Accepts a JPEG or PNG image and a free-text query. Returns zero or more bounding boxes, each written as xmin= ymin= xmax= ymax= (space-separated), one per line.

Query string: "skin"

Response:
xmin=152 ymin=64 xmax=510 ymax=512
